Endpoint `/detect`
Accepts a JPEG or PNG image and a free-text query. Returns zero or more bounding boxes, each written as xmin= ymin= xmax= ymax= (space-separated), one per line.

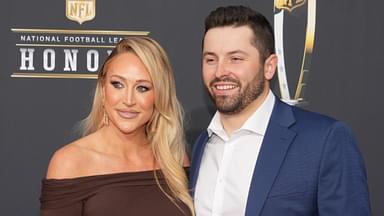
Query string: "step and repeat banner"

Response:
xmin=1 ymin=0 xmax=383 ymax=215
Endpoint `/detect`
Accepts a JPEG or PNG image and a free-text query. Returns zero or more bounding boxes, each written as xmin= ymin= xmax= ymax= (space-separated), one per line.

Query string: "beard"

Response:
xmin=207 ymin=72 xmax=265 ymax=115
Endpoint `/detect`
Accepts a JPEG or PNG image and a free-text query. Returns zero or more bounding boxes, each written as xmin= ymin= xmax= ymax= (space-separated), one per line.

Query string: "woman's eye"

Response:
xmin=137 ymin=85 xmax=150 ymax=93
xmin=111 ymin=81 xmax=124 ymax=89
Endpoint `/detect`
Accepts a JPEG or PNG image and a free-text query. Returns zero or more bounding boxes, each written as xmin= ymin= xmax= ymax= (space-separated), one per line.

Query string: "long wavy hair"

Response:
xmin=81 ymin=36 xmax=194 ymax=215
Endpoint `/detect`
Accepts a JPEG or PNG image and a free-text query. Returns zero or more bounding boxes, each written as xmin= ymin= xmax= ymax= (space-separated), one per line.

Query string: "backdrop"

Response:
xmin=1 ymin=0 xmax=383 ymax=215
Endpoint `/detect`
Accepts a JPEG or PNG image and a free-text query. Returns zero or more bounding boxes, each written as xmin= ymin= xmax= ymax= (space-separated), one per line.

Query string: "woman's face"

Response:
xmin=103 ymin=52 xmax=155 ymax=135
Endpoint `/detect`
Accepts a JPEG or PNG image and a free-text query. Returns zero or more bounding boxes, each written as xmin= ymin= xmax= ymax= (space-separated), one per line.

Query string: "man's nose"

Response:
xmin=214 ymin=60 xmax=230 ymax=78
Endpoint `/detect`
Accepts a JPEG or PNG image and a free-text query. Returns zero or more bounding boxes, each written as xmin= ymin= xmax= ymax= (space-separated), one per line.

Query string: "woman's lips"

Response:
xmin=117 ymin=110 xmax=139 ymax=119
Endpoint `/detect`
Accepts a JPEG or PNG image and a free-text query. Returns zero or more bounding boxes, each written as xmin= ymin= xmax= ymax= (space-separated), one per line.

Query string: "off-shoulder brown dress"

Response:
xmin=40 ymin=170 xmax=191 ymax=216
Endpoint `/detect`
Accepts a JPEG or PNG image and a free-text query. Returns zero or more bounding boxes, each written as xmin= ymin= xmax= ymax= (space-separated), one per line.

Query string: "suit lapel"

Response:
xmin=189 ymin=131 xmax=209 ymax=197
xmin=245 ymin=99 xmax=297 ymax=216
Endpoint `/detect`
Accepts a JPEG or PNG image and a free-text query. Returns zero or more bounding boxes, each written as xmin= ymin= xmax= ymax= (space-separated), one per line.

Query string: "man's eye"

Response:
xmin=231 ymin=57 xmax=243 ymax=62
xmin=205 ymin=58 xmax=216 ymax=64
xmin=111 ymin=81 xmax=124 ymax=89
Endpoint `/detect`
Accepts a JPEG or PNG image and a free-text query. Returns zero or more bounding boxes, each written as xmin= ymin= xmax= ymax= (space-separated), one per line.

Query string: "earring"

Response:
xmin=103 ymin=109 xmax=109 ymax=126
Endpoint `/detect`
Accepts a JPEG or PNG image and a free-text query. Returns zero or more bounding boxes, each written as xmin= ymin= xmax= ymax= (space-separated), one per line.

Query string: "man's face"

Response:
xmin=202 ymin=26 xmax=268 ymax=114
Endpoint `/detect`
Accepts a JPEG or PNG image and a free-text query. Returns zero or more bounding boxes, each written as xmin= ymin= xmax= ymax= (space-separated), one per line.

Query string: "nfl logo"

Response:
xmin=66 ymin=0 xmax=96 ymax=24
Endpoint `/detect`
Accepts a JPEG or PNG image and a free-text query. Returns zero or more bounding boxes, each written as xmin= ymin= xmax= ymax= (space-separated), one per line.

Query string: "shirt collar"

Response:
xmin=241 ymin=90 xmax=275 ymax=135
xmin=207 ymin=90 xmax=275 ymax=137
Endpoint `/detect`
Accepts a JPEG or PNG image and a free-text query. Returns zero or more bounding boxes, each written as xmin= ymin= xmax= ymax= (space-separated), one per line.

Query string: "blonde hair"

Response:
xmin=81 ymin=37 xmax=194 ymax=215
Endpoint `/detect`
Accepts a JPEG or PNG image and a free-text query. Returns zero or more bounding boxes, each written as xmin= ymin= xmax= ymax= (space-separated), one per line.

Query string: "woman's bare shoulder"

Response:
xmin=45 ymin=133 xmax=98 ymax=179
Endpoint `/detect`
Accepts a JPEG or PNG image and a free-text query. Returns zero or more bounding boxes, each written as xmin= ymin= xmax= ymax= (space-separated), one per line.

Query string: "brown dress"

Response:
xmin=40 ymin=170 xmax=192 ymax=216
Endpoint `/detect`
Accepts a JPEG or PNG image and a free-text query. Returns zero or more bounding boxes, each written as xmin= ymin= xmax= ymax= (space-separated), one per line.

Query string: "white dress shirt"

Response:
xmin=194 ymin=90 xmax=275 ymax=216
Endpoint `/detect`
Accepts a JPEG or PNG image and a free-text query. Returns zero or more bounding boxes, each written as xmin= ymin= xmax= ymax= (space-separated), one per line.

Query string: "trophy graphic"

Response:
xmin=274 ymin=0 xmax=317 ymax=105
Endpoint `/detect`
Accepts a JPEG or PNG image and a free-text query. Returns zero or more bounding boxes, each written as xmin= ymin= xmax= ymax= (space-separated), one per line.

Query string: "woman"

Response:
xmin=40 ymin=37 xmax=194 ymax=216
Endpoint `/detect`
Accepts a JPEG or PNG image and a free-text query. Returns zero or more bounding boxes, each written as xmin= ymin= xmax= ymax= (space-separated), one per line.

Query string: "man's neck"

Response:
xmin=220 ymin=89 xmax=270 ymax=136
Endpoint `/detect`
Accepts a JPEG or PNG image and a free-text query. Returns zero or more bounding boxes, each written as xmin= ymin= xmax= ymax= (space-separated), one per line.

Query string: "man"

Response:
xmin=189 ymin=5 xmax=371 ymax=216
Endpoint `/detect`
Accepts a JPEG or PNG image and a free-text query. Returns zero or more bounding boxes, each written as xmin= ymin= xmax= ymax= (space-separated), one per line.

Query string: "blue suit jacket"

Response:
xmin=189 ymin=98 xmax=371 ymax=215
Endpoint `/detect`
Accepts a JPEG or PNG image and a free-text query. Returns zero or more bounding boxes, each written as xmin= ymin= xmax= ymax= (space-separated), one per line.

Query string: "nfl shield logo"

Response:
xmin=275 ymin=0 xmax=306 ymax=12
xmin=66 ymin=0 xmax=96 ymax=24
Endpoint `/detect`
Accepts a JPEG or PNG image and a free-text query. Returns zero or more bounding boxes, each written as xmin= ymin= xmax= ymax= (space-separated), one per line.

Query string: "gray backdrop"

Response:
xmin=1 ymin=0 xmax=383 ymax=215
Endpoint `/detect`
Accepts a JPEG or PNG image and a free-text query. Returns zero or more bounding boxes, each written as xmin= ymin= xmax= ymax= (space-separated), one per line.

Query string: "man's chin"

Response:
xmin=215 ymin=102 xmax=241 ymax=114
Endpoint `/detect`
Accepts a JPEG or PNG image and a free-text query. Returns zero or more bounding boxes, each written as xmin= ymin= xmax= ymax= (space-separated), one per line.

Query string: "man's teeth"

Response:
xmin=216 ymin=85 xmax=236 ymax=90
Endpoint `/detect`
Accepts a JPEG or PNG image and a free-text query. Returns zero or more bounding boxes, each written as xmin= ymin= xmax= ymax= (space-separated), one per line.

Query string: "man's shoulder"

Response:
xmin=291 ymin=105 xmax=335 ymax=123
xmin=274 ymin=99 xmax=346 ymax=132
xmin=282 ymin=102 xmax=354 ymax=136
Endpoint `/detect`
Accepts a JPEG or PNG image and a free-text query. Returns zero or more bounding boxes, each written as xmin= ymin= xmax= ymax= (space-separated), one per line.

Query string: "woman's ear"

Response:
xmin=101 ymin=85 xmax=105 ymax=102
xmin=99 ymin=79 xmax=106 ymax=104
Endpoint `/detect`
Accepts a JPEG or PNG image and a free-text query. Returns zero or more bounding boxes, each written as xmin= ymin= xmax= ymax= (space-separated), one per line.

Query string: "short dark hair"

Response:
xmin=204 ymin=5 xmax=275 ymax=61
